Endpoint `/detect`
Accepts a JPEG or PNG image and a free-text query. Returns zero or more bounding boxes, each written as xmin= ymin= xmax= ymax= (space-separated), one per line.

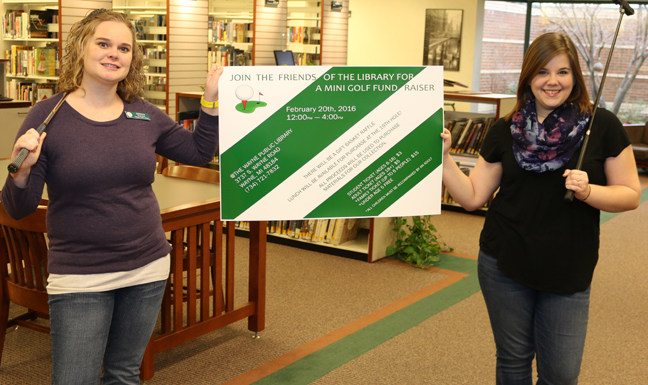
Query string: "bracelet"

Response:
xmin=200 ymin=96 xmax=218 ymax=108
xmin=583 ymin=185 xmax=592 ymax=201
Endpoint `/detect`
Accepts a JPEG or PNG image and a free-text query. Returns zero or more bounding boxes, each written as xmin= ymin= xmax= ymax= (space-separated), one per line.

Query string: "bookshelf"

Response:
xmin=286 ymin=0 xmax=321 ymax=65
xmin=442 ymin=92 xmax=515 ymax=214
xmin=208 ymin=0 xmax=253 ymax=67
xmin=1 ymin=0 xmax=60 ymax=103
xmin=113 ymin=0 xmax=168 ymax=111
xmin=234 ymin=218 xmax=394 ymax=263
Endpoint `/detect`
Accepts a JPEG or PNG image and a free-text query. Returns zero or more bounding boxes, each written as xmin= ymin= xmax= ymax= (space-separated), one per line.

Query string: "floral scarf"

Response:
xmin=510 ymin=97 xmax=590 ymax=173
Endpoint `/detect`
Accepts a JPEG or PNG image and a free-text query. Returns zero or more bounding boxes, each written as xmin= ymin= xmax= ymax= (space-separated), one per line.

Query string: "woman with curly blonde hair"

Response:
xmin=58 ymin=9 xmax=145 ymax=102
xmin=2 ymin=8 xmax=223 ymax=384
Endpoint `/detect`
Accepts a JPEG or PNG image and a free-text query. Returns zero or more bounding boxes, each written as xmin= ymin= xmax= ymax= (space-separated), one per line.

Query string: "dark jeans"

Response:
xmin=48 ymin=280 xmax=166 ymax=385
xmin=478 ymin=251 xmax=590 ymax=385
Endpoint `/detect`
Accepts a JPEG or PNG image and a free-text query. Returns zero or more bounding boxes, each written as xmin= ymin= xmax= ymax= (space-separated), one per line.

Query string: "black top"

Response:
xmin=479 ymin=108 xmax=630 ymax=294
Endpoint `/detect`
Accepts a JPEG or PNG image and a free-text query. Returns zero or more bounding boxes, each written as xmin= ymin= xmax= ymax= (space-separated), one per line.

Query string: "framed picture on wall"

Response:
xmin=423 ymin=9 xmax=463 ymax=71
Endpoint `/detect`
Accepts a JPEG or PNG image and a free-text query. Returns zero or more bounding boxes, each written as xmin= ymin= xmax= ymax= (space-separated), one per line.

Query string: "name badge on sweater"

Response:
xmin=125 ymin=111 xmax=150 ymax=121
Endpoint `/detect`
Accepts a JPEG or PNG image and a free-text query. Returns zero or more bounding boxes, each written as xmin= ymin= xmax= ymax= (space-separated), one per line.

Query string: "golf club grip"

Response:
xmin=7 ymin=122 xmax=47 ymax=174
xmin=564 ymin=189 xmax=575 ymax=203
xmin=7 ymin=149 xmax=29 ymax=174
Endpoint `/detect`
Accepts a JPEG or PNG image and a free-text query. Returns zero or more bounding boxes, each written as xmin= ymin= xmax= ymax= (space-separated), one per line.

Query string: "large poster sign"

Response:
xmin=219 ymin=66 xmax=444 ymax=221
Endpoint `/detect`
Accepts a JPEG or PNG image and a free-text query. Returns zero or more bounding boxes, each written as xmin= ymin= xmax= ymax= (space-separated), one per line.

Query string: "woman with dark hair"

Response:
xmin=441 ymin=32 xmax=640 ymax=383
xmin=2 ymin=9 xmax=222 ymax=384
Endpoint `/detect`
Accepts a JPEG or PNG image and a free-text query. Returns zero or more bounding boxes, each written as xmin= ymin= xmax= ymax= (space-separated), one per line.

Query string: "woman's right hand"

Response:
xmin=440 ymin=128 xmax=452 ymax=156
xmin=10 ymin=128 xmax=46 ymax=178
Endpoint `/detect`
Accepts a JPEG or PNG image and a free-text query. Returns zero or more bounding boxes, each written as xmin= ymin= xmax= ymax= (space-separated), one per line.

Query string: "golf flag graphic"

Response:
xmin=219 ymin=66 xmax=445 ymax=221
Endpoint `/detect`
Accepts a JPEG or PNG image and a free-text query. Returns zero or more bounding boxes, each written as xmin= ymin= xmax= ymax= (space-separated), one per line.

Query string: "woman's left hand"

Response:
xmin=563 ymin=169 xmax=591 ymax=201
xmin=203 ymin=63 xmax=224 ymax=104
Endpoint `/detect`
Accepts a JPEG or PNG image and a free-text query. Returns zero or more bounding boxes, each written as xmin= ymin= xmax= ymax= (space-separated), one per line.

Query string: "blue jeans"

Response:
xmin=478 ymin=251 xmax=590 ymax=385
xmin=48 ymin=280 xmax=166 ymax=385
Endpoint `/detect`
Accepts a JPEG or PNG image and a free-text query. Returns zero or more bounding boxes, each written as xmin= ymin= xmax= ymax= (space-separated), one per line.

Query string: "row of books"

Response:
xmin=293 ymin=53 xmax=319 ymax=66
xmin=143 ymin=47 xmax=167 ymax=74
xmin=208 ymin=46 xmax=251 ymax=67
xmin=446 ymin=117 xmax=495 ymax=155
xmin=2 ymin=9 xmax=59 ymax=40
xmin=5 ymin=46 xmax=58 ymax=77
xmin=5 ymin=80 xmax=56 ymax=103
xmin=235 ymin=219 xmax=360 ymax=246
xmin=143 ymin=78 xmax=166 ymax=107
xmin=208 ymin=21 xmax=252 ymax=44
xmin=178 ymin=110 xmax=199 ymax=132
xmin=287 ymin=26 xmax=319 ymax=45
xmin=132 ymin=16 xmax=167 ymax=41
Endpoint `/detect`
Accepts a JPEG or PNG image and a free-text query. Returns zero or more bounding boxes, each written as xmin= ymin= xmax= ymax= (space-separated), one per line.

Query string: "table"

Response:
xmin=0 ymin=159 xmax=267 ymax=381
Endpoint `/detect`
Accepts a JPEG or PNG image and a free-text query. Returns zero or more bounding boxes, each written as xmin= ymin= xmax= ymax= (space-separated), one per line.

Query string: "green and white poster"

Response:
xmin=219 ymin=66 xmax=444 ymax=221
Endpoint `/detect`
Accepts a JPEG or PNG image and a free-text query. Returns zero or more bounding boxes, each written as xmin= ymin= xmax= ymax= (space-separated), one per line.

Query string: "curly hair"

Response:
xmin=505 ymin=33 xmax=592 ymax=120
xmin=58 ymin=9 xmax=145 ymax=102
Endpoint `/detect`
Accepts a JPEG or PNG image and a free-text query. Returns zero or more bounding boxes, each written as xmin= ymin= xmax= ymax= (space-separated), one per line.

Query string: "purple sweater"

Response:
xmin=1 ymin=93 xmax=219 ymax=274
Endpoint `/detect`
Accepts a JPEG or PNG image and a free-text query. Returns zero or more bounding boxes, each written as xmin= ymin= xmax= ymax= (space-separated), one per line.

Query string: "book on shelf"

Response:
xmin=29 ymin=10 xmax=57 ymax=38
xmin=209 ymin=46 xmax=250 ymax=67
xmin=233 ymin=219 xmax=361 ymax=247
xmin=34 ymin=82 xmax=56 ymax=103
xmin=446 ymin=116 xmax=495 ymax=156
xmin=3 ymin=10 xmax=28 ymax=39
xmin=209 ymin=20 xmax=252 ymax=44
xmin=337 ymin=219 xmax=359 ymax=245
xmin=34 ymin=47 xmax=56 ymax=76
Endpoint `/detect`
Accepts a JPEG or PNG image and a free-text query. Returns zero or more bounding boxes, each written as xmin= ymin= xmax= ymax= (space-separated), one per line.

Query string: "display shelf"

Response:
xmin=1 ymin=0 xmax=61 ymax=103
xmin=286 ymin=0 xmax=321 ymax=65
xmin=232 ymin=218 xmax=394 ymax=263
xmin=208 ymin=0 xmax=253 ymax=67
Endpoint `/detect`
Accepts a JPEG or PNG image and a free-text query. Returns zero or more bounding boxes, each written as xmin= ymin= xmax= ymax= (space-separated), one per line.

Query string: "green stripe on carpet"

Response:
xmin=252 ymin=255 xmax=479 ymax=385
xmin=600 ymin=186 xmax=648 ymax=224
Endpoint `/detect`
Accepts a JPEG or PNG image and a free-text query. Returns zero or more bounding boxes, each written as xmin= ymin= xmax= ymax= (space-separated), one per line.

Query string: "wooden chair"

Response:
xmin=155 ymin=154 xmax=169 ymax=174
xmin=0 ymin=203 xmax=49 ymax=367
xmin=162 ymin=165 xmax=220 ymax=183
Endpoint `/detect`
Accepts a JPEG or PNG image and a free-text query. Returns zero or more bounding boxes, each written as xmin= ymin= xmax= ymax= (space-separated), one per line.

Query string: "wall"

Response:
xmin=347 ymin=0 xmax=481 ymax=90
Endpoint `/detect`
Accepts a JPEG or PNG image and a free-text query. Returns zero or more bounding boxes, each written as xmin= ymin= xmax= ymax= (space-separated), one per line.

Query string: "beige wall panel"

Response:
xmin=170 ymin=57 xmax=208 ymax=64
xmin=168 ymin=49 xmax=206 ymax=57
xmin=169 ymin=13 xmax=206 ymax=22
xmin=255 ymin=37 xmax=286 ymax=46
xmin=169 ymin=79 xmax=204 ymax=87
xmin=168 ymin=73 xmax=206 ymax=80
xmin=170 ymin=35 xmax=207 ymax=43
xmin=255 ymin=24 xmax=286 ymax=33
xmin=63 ymin=0 xmax=112 ymax=9
xmin=169 ymin=0 xmax=207 ymax=7
xmin=168 ymin=20 xmax=205 ymax=29
xmin=169 ymin=6 xmax=207 ymax=16
xmin=322 ymin=52 xmax=347 ymax=58
xmin=169 ymin=64 xmax=207 ymax=72
xmin=62 ymin=16 xmax=84 ymax=25
xmin=168 ymin=42 xmax=205 ymax=50
xmin=169 ymin=28 xmax=208 ymax=37
xmin=61 ymin=8 xmax=99 ymax=17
